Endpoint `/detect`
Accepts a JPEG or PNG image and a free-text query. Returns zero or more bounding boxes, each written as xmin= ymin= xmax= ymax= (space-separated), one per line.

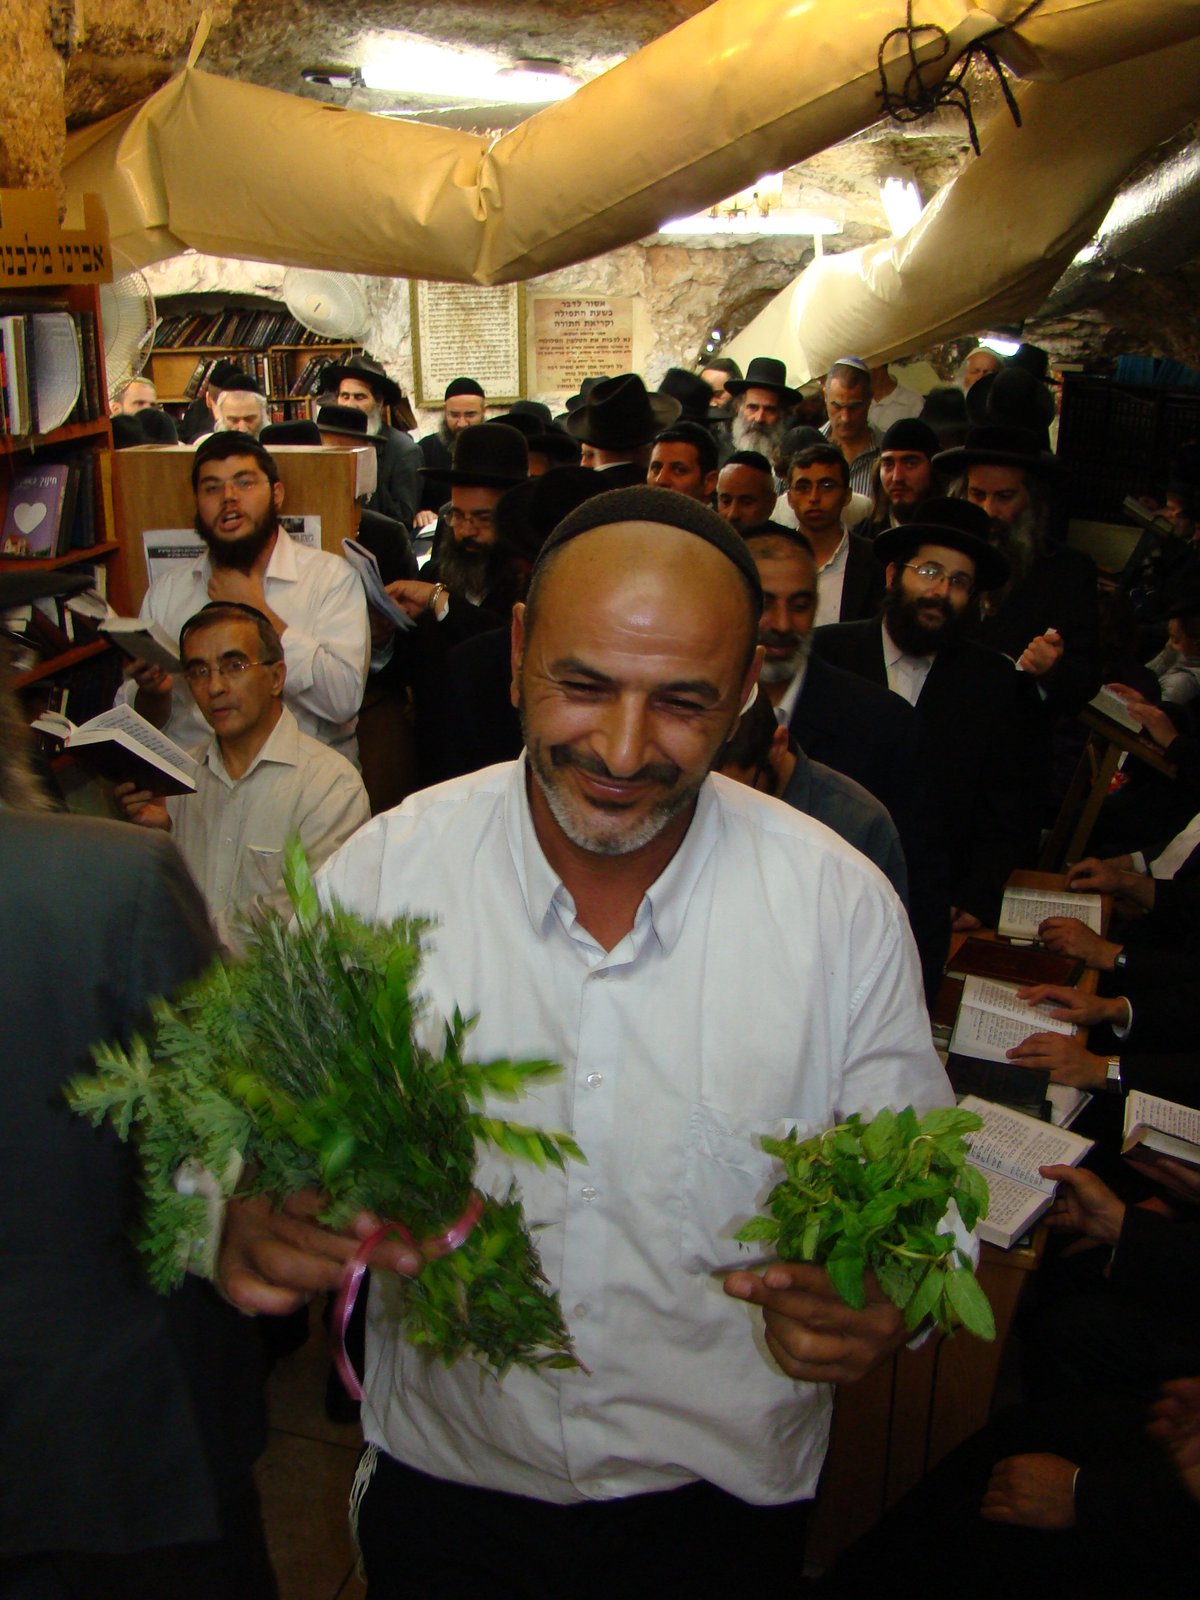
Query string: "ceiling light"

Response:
xmin=301 ymin=65 xmax=362 ymax=89
xmin=879 ymin=177 xmax=923 ymax=237
xmin=659 ymin=210 xmax=841 ymax=237
xmin=981 ymin=336 xmax=1022 ymax=357
xmin=359 ymin=39 xmax=579 ymax=103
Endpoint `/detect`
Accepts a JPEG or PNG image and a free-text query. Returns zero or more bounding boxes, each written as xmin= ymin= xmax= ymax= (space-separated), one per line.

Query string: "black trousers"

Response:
xmin=356 ymin=1449 xmax=812 ymax=1600
xmin=0 ymin=1478 xmax=277 ymax=1600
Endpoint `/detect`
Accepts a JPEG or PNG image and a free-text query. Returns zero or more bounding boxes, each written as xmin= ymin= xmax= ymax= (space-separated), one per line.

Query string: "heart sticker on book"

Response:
xmin=14 ymin=502 xmax=47 ymax=535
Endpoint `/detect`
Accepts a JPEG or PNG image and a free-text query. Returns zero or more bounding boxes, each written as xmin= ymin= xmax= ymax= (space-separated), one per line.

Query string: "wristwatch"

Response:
xmin=1104 ymin=1055 xmax=1124 ymax=1094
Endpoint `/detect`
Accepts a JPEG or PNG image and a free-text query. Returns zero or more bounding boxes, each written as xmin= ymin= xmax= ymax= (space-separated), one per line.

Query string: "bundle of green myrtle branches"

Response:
xmin=68 ymin=842 xmax=582 ymax=1376
xmin=736 ymin=1104 xmax=995 ymax=1341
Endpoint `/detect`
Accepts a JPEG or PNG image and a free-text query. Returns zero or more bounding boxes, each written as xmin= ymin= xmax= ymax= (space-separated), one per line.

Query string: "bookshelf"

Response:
xmin=0 ymin=188 xmax=127 ymax=726
xmin=147 ymin=300 xmax=365 ymax=423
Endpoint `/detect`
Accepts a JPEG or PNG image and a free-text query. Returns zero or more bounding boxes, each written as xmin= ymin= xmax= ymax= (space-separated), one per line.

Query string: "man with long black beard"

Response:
xmin=813 ymin=499 xmax=1041 ymax=932
xmin=936 ymin=422 xmax=1101 ymax=718
xmin=122 ymin=433 xmax=370 ymax=762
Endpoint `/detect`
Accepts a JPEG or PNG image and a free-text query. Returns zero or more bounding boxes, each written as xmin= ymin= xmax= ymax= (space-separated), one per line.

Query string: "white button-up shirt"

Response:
xmin=318 ymin=758 xmax=952 ymax=1507
xmin=882 ymin=620 xmax=935 ymax=706
xmin=168 ymin=706 xmax=369 ymax=952
xmin=814 ymin=533 xmax=850 ymax=628
xmin=126 ymin=530 xmax=370 ymax=761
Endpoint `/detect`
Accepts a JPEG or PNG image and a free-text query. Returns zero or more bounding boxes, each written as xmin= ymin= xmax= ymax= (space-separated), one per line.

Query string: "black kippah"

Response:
xmin=537 ymin=485 xmax=763 ymax=608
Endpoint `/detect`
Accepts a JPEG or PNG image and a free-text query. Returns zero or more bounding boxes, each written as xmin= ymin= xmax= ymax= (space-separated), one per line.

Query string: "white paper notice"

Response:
xmin=144 ymin=528 xmax=204 ymax=586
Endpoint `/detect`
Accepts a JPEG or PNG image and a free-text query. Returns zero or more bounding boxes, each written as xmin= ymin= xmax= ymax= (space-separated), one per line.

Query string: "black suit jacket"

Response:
xmin=838 ymin=533 xmax=886 ymax=622
xmin=811 ymin=617 xmax=1042 ymax=923
xmin=967 ymin=544 xmax=1100 ymax=717
xmin=0 ymin=816 xmax=265 ymax=1557
xmin=788 ymin=653 xmax=948 ymax=993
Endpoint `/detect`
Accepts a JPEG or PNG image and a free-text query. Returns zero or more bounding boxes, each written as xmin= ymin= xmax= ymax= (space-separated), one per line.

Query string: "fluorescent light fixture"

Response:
xmin=359 ymin=39 xmax=578 ymax=103
xmin=879 ymin=177 xmax=923 ymax=237
xmin=660 ymin=210 xmax=841 ymax=237
xmin=981 ymin=336 xmax=1021 ymax=357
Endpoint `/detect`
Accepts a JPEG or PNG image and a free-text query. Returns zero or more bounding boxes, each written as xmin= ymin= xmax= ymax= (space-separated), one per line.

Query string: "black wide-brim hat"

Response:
xmin=492 ymin=408 xmax=580 ymax=464
xmin=495 ymin=465 xmax=612 ymax=562
xmin=261 ymin=419 xmax=323 ymax=446
xmin=321 ymin=353 xmax=403 ymax=408
xmin=874 ymin=497 xmax=1010 ymax=592
xmin=315 ymin=404 xmax=371 ymax=441
xmin=564 ymin=374 xmax=681 ymax=449
xmin=934 ymin=422 xmax=1065 ymax=481
xmin=418 ymin=421 xmax=530 ymax=488
xmin=659 ymin=367 xmax=715 ymax=424
xmin=724 ymin=356 xmax=802 ymax=407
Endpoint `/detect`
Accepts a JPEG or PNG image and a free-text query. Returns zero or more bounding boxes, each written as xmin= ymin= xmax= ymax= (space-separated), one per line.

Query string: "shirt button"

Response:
xmin=571 ymin=1404 xmax=591 ymax=1420
xmin=585 ymin=1073 xmax=603 ymax=1089
xmin=594 ymin=968 xmax=610 ymax=980
xmin=580 ymin=1185 xmax=598 ymax=1201
xmin=573 ymin=1303 xmax=588 ymax=1319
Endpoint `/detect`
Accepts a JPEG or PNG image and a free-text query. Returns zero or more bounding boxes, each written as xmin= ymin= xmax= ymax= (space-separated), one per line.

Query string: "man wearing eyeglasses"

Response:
xmin=121 ymin=434 xmax=371 ymax=764
xmin=813 ymin=499 xmax=1041 ymax=936
xmin=116 ymin=602 xmax=369 ymax=953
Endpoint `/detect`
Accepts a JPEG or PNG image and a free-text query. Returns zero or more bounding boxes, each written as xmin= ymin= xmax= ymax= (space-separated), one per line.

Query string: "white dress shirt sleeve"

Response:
xmin=277 ymin=558 xmax=371 ymax=727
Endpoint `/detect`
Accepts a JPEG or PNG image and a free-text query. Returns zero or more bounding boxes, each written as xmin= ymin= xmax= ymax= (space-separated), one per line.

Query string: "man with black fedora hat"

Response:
xmin=322 ymin=353 xmax=422 ymax=528
xmin=491 ymin=401 xmax=581 ymax=475
xmin=937 ymin=411 xmax=1100 ymax=718
xmin=813 ymin=498 xmax=1041 ymax=933
xmin=416 ymin=377 xmax=488 ymax=521
xmin=375 ymin=421 xmax=530 ymax=783
xmin=725 ymin=356 xmax=800 ymax=462
xmin=565 ymin=373 xmax=681 ymax=488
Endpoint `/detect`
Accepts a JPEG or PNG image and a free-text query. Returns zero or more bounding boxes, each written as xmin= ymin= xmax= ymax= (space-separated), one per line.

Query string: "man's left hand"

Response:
xmin=1037 ymin=915 xmax=1122 ymax=970
xmin=1006 ymin=1032 xmax=1109 ymax=1089
xmin=981 ymin=1454 xmax=1077 ymax=1528
xmin=723 ymin=1261 xmax=907 ymax=1383
xmin=1017 ymin=628 xmax=1064 ymax=677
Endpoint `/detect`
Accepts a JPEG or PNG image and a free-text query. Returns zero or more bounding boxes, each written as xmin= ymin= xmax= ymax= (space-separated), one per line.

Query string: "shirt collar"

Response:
xmin=204 ymin=704 xmax=301 ymax=785
xmin=188 ymin=527 xmax=297 ymax=584
xmin=504 ymin=753 xmax=720 ymax=956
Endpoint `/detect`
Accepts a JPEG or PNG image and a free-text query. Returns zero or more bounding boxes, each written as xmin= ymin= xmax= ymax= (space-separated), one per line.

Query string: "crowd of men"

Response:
xmin=6 ymin=334 xmax=1200 ymax=1598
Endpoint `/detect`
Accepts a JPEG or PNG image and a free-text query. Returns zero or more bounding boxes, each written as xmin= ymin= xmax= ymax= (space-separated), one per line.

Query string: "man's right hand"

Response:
xmin=413 ymin=509 xmax=438 ymax=530
xmin=113 ymin=781 xmax=170 ymax=831
xmin=125 ymin=655 xmax=174 ymax=728
xmin=1014 ymin=984 xmax=1130 ymax=1031
xmin=217 ymin=1189 xmax=420 ymax=1316
xmin=1066 ymin=856 xmax=1155 ymax=914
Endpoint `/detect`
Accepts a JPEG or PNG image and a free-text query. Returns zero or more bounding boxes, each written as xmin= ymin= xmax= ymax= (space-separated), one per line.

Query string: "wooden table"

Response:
xmin=1039 ymin=706 xmax=1177 ymax=871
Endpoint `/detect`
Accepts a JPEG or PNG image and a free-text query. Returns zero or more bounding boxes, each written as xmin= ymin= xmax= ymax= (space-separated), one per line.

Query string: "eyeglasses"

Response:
xmin=182 ymin=655 xmax=277 ymax=685
xmin=904 ymin=561 xmax=975 ymax=596
xmin=445 ymin=507 xmax=495 ymax=531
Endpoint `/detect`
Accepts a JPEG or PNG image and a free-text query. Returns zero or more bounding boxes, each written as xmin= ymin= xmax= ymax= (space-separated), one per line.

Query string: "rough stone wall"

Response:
xmin=142 ymin=233 xmax=819 ymax=431
xmin=0 ymin=2 xmax=66 ymax=191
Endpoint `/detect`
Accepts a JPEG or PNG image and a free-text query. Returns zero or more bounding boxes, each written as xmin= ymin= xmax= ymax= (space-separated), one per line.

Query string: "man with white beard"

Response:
xmin=326 ymin=354 xmax=422 ymax=528
xmin=724 ymin=357 xmax=800 ymax=463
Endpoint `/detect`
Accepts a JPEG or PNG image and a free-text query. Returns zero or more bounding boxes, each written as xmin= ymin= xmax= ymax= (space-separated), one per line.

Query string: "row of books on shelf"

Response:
xmin=155 ymin=308 xmax=327 ymax=351
xmin=1 ymin=453 xmax=103 ymax=558
xmin=175 ymin=350 xmax=347 ymax=403
xmin=1 ymin=306 xmax=105 ymax=437
xmin=1 ymin=562 xmax=109 ymax=671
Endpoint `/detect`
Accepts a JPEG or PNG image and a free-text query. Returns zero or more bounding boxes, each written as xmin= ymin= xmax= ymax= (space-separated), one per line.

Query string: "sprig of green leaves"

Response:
xmin=68 ymin=840 xmax=583 ymax=1376
xmin=736 ymin=1105 xmax=995 ymax=1341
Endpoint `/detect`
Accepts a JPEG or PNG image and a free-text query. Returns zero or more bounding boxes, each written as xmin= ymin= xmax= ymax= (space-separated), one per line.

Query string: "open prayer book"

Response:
xmin=1089 ymin=685 xmax=1144 ymax=735
xmin=31 ymin=704 xmax=197 ymax=795
xmin=1123 ymin=1091 xmax=1200 ymax=1169
xmin=997 ymin=885 xmax=1102 ymax=941
xmin=959 ymin=1095 xmax=1093 ymax=1248
xmin=341 ymin=538 xmax=414 ymax=630
xmin=949 ymin=977 xmax=1091 ymax=1128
